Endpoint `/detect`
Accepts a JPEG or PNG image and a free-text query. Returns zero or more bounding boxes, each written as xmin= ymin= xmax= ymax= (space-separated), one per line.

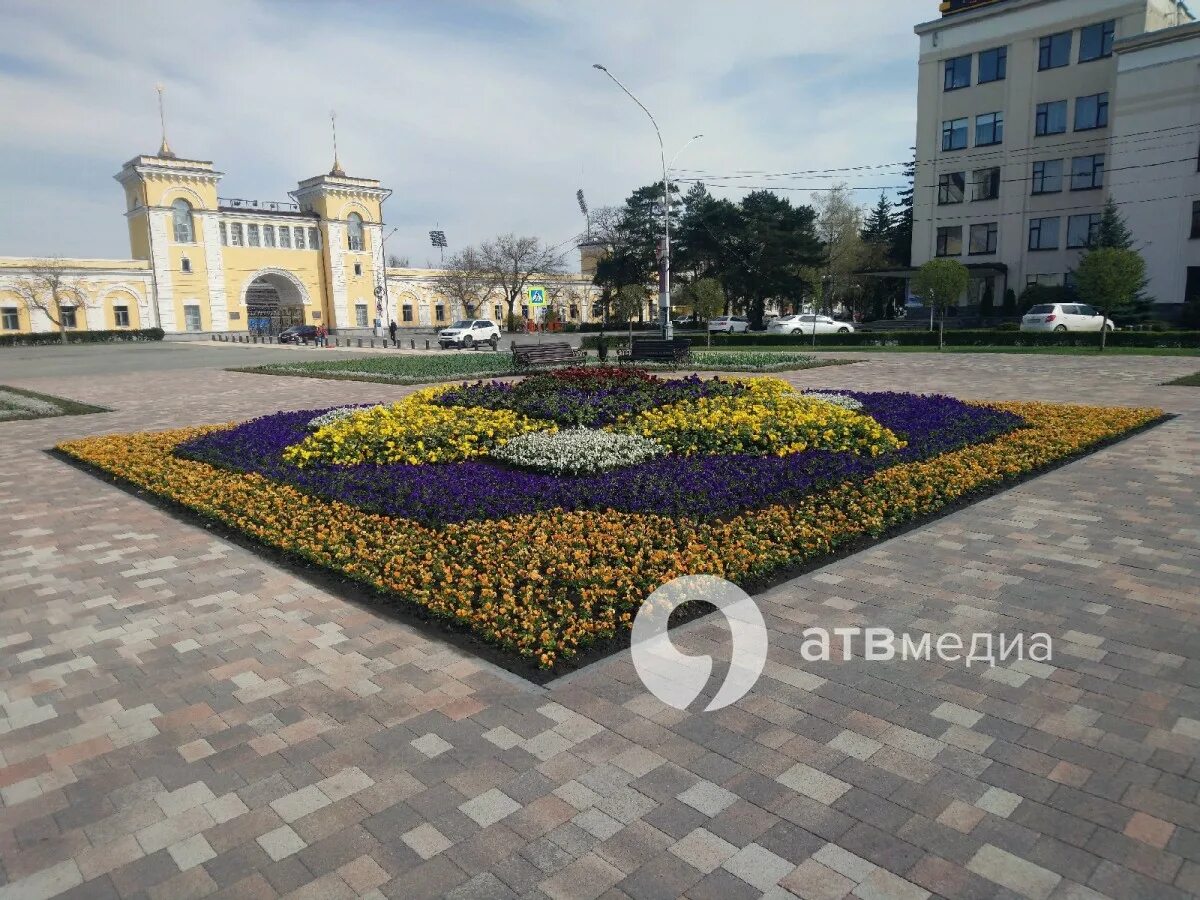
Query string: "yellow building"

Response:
xmin=1 ymin=143 xmax=601 ymax=337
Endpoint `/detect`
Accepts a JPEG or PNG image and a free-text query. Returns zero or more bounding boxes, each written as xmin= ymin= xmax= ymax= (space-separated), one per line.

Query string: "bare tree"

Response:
xmin=815 ymin=185 xmax=866 ymax=316
xmin=435 ymin=247 xmax=494 ymax=320
xmin=387 ymin=254 xmax=411 ymax=268
xmin=478 ymin=234 xmax=565 ymax=331
xmin=7 ymin=259 xmax=88 ymax=344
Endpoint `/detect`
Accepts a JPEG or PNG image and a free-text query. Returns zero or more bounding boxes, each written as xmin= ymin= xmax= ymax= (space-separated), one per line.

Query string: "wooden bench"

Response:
xmin=618 ymin=338 xmax=693 ymax=367
xmin=511 ymin=342 xmax=586 ymax=371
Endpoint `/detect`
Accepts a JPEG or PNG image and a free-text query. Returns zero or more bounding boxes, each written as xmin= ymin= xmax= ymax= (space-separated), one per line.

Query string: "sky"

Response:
xmin=0 ymin=0 xmax=924 ymax=269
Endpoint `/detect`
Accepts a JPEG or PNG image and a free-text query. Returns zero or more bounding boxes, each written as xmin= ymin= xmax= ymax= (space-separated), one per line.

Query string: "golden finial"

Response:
xmin=329 ymin=110 xmax=345 ymax=177
xmin=156 ymin=84 xmax=176 ymax=159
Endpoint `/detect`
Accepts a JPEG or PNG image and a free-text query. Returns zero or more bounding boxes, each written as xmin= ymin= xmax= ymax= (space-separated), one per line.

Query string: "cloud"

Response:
xmin=0 ymin=0 xmax=920 ymax=266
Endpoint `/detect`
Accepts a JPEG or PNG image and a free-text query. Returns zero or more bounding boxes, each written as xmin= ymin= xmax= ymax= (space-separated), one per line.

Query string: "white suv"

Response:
xmin=1020 ymin=303 xmax=1114 ymax=333
xmin=438 ymin=319 xmax=501 ymax=349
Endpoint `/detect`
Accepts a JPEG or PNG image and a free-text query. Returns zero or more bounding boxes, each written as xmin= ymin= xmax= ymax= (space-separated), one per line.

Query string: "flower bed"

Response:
xmin=57 ymin=370 xmax=1162 ymax=673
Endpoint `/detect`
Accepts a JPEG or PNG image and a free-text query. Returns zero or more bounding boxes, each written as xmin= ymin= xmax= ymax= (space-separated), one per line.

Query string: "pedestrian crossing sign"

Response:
xmin=527 ymin=285 xmax=546 ymax=306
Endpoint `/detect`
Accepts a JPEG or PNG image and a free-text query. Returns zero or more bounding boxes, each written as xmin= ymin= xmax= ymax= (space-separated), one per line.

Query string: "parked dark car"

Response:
xmin=278 ymin=324 xmax=318 ymax=344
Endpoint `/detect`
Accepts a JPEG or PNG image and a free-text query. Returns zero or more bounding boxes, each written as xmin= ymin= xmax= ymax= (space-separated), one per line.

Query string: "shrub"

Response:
xmin=0 ymin=328 xmax=164 ymax=347
xmin=706 ymin=330 xmax=1200 ymax=349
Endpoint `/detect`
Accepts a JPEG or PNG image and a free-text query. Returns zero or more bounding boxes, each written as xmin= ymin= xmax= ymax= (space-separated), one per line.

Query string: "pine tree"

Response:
xmin=1081 ymin=197 xmax=1152 ymax=319
xmin=861 ymin=193 xmax=894 ymax=244
xmin=889 ymin=149 xmax=916 ymax=267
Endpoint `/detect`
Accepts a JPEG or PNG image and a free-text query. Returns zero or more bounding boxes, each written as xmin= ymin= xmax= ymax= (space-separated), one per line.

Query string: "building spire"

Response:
xmin=329 ymin=110 xmax=345 ymax=177
xmin=155 ymin=83 xmax=176 ymax=159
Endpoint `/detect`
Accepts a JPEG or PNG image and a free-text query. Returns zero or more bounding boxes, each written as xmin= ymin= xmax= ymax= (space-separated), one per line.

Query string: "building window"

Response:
xmin=1071 ymin=154 xmax=1105 ymax=190
xmin=263 ymin=225 xmax=276 ymax=247
xmin=944 ymin=55 xmax=971 ymax=91
xmin=936 ymin=226 xmax=963 ymax=257
xmin=569 ymin=304 xmax=579 ymax=319
xmin=278 ymin=226 xmax=292 ymax=249
xmin=1075 ymin=93 xmax=1109 ymax=131
xmin=975 ymin=112 xmax=1004 ymax=146
xmin=971 ymin=167 xmax=1000 ymax=201
xmin=1032 ymin=159 xmax=1064 ymax=194
xmin=402 ymin=304 xmax=413 ymax=323
xmin=355 ymin=304 xmax=368 ymax=327
xmin=969 ymin=222 xmax=999 ymax=255
xmin=941 ymin=117 xmax=968 ymax=151
xmin=353 ymin=262 xmax=363 ymax=276
xmin=1191 ymin=201 xmax=1200 ymax=239
xmin=247 ymin=224 xmax=260 ymax=247
xmin=182 ymin=304 xmax=201 ymax=331
xmin=435 ymin=304 xmax=445 ymax=321
xmin=1 ymin=307 xmax=18 ymax=330
xmin=938 ymin=172 xmax=965 ymax=205
xmin=308 ymin=227 xmax=320 ymax=250
xmin=181 ymin=257 xmax=192 ymax=273
xmin=1067 ymin=213 xmax=1102 ymax=248
xmin=1027 ymin=273 xmax=1061 ymax=287
xmin=294 ymin=227 xmax=306 ymax=250
xmin=60 ymin=306 xmax=77 ymax=328
xmin=1039 ymin=31 xmax=1072 ymax=70
xmin=1028 ymin=217 xmax=1061 ymax=251
xmin=114 ymin=305 xmax=130 ymax=327
xmin=347 ymin=213 xmax=364 ymax=251
xmin=172 ymin=198 xmax=194 ymax=242
xmin=1079 ymin=19 xmax=1115 ymax=62
xmin=978 ymin=46 xmax=1007 ymax=83
xmin=1035 ymin=100 xmax=1067 ymax=136
xmin=230 ymin=223 xmax=244 ymax=247
xmin=494 ymin=304 xmax=503 ymax=320
xmin=219 ymin=222 xmax=227 ymax=245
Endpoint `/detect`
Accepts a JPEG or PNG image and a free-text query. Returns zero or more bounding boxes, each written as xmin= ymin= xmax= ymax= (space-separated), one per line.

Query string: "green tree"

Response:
xmin=1001 ymin=288 xmax=1017 ymax=317
xmin=1075 ymin=247 xmax=1145 ymax=350
xmin=678 ymin=277 xmax=725 ymax=346
xmin=860 ymin=193 xmax=902 ymax=320
xmin=815 ymin=184 xmax=866 ymax=318
xmin=889 ymin=150 xmax=916 ymax=268
xmin=912 ymin=259 xmax=969 ymax=350
xmin=1086 ymin=197 xmax=1152 ymax=320
xmin=614 ymin=284 xmax=647 ymax=345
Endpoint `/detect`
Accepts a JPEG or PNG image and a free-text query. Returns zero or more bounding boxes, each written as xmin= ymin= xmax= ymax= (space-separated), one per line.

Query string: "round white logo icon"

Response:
xmin=631 ymin=575 xmax=768 ymax=711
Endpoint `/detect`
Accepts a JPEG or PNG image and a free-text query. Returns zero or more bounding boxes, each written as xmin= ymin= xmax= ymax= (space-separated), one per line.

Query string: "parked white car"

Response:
xmin=1020 ymin=303 xmax=1114 ymax=333
xmin=768 ymin=314 xmax=855 ymax=335
xmin=708 ymin=316 xmax=750 ymax=334
xmin=438 ymin=319 xmax=501 ymax=349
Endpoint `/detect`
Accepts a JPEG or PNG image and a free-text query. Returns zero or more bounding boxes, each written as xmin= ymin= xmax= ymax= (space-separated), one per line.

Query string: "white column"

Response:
xmin=367 ymin=224 xmax=391 ymax=322
xmin=148 ymin=209 xmax=177 ymax=332
xmin=200 ymin=213 xmax=229 ymax=331
xmin=327 ymin=221 xmax=349 ymax=328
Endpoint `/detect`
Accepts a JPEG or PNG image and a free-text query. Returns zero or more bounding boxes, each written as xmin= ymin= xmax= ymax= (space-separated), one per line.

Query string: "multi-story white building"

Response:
xmin=912 ymin=0 xmax=1194 ymax=314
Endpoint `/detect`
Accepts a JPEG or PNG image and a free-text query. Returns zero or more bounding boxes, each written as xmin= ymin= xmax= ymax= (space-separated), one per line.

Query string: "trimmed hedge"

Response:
xmin=704 ymin=329 xmax=1200 ymax=349
xmin=0 ymin=328 xmax=165 ymax=348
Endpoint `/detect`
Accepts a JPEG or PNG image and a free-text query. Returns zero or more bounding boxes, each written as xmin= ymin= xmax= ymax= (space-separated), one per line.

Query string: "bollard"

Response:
xmin=370 ymin=339 xmax=375 ymax=348
xmin=357 ymin=338 xmax=363 ymax=348
xmin=425 ymin=339 xmax=430 ymax=350
xmin=410 ymin=338 xmax=415 ymax=350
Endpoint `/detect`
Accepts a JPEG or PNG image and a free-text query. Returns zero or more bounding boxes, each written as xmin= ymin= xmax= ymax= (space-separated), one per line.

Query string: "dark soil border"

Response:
xmin=2 ymin=385 xmax=109 ymax=421
xmin=50 ymin=412 xmax=1172 ymax=686
xmin=1163 ymin=372 xmax=1200 ymax=386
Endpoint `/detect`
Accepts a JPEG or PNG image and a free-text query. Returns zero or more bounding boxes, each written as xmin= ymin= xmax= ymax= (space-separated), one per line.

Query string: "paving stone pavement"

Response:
xmin=1 ymin=349 xmax=1200 ymax=899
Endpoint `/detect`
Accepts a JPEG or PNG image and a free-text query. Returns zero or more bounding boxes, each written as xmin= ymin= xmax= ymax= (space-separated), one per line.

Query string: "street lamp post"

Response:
xmin=593 ymin=64 xmax=700 ymax=341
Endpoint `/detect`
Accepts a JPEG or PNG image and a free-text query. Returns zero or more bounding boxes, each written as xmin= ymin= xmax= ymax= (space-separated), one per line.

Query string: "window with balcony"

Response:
xmin=1079 ymin=19 xmax=1115 ymax=62
xmin=978 ymin=46 xmax=1007 ymax=83
xmin=1031 ymin=159 xmax=1063 ymax=194
xmin=941 ymin=117 xmax=968 ymax=151
xmin=938 ymin=172 xmax=965 ymax=205
xmin=944 ymin=55 xmax=971 ymax=91
xmin=1035 ymin=100 xmax=1068 ymax=136
xmin=971 ymin=167 xmax=1000 ymax=201
xmin=969 ymin=222 xmax=998 ymax=255
xmin=1070 ymin=154 xmax=1105 ymax=190
xmin=1038 ymin=31 xmax=1072 ymax=70
xmin=1067 ymin=213 xmax=1102 ymax=248
xmin=936 ymin=226 xmax=963 ymax=257
xmin=1075 ymin=92 xmax=1109 ymax=131
xmin=1028 ymin=216 xmax=1061 ymax=251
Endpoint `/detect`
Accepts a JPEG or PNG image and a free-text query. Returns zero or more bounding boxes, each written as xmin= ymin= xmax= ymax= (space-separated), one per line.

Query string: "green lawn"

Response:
xmin=1165 ymin=371 xmax=1200 ymax=386
xmin=236 ymin=349 xmax=847 ymax=385
xmin=0 ymin=385 xmax=108 ymax=421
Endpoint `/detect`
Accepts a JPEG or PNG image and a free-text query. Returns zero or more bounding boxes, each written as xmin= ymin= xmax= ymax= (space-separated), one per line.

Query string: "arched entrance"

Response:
xmin=244 ymin=271 xmax=307 ymax=335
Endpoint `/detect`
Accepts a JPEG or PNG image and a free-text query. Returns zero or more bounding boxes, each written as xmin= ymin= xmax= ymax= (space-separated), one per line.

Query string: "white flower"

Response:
xmin=0 ymin=389 xmax=62 ymax=418
xmin=801 ymin=391 xmax=863 ymax=411
xmin=307 ymin=405 xmax=379 ymax=429
xmin=491 ymin=428 xmax=665 ymax=474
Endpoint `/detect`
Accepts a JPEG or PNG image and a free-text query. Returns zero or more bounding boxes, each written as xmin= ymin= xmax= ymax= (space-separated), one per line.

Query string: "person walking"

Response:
xmin=315 ymin=323 xmax=327 ymax=348
xmin=388 ymin=319 xmax=397 ymax=347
